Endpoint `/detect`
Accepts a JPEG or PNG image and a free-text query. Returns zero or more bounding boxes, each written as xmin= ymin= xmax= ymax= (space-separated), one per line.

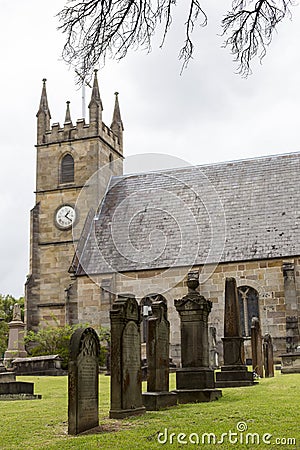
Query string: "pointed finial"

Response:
xmin=37 ymin=78 xmax=51 ymax=117
xmin=89 ymin=69 xmax=103 ymax=109
xmin=64 ymin=100 xmax=72 ymax=124
xmin=111 ymin=91 xmax=124 ymax=131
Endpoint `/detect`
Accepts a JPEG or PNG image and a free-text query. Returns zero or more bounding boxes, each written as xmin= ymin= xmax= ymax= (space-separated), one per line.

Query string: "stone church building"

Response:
xmin=25 ymin=71 xmax=300 ymax=363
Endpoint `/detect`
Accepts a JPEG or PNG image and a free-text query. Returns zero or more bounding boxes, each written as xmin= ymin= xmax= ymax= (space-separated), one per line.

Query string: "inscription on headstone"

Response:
xmin=142 ymin=301 xmax=177 ymax=410
xmin=68 ymin=327 xmax=100 ymax=435
xmin=109 ymin=294 xmax=145 ymax=419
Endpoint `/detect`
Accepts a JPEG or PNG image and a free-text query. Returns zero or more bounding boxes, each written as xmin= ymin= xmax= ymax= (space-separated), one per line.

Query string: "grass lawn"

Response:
xmin=0 ymin=372 xmax=298 ymax=449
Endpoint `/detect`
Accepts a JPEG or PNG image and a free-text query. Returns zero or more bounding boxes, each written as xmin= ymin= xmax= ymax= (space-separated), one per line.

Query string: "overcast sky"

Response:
xmin=1 ymin=0 xmax=300 ymax=297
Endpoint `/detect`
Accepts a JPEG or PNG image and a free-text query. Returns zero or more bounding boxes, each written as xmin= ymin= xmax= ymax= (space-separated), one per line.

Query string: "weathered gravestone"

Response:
xmin=68 ymin=327 xmax=100 ymax=435
xmin=174 ymin=271 xmax=222 ymax=403
xmin=109 ymin=294 xmax=145 ymax=419
xmin=216 ymin=278 xmax=255 ymax=387
xmin=142 ymin=301 xmax=177 ymax=410
xmin=263 ymin=333 xmax=274 ymax=378
xmin=209 ymin=326 xmax=219 ymax=370
xmin=251 ymin=317 xmax=264 ymax=377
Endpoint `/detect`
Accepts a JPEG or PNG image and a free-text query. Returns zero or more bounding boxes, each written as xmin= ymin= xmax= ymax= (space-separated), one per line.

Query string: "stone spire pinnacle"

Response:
xmin=36 ymin=78 xmax=51 ymax=145
xmin=88 ymin=69 xmax=103 ymax=128
xmin=64 ymin=101 xmax=72 ymax=124
xmin=111 ymin=92 xmax=124 ymax=148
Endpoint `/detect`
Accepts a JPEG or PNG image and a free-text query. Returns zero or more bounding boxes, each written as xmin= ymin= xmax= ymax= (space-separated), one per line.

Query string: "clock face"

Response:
xmin=55 ymin=205 xmax=76 ymax=229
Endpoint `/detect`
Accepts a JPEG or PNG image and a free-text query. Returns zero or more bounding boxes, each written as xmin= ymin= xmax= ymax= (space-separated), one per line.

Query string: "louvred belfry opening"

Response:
xmin=61 ymin=154 xmax=74 ymax=183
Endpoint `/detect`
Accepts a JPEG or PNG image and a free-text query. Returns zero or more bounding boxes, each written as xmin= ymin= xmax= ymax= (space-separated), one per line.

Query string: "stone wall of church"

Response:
xmin=73 ymin=256 xmax=300 ymax=365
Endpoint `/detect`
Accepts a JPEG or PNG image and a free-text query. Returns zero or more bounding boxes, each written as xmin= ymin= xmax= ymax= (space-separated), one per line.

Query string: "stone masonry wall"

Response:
xmin=74 ymin=256 xmax=300 ymax=364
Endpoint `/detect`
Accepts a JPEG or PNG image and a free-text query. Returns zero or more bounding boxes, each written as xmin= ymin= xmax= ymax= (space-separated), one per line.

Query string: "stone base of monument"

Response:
xmin=174 ymin=368 xmax=222 ymax=404
xmin=215 ymin=365 xmax=256 ymax=387
xmin=142 ymin=391 xmax=177 ymax=410
xmin=280 ymin=352 xmax=300 ymax=374
xmin=176 ymin=368 xmax=216 ymax=389
xmin=109 ymin=406 xmax=146 ymax=419
xmin=174 ymin=389 xmax=222 ymax=404
xmin=0 ymin=380 xmax=41 ymax=400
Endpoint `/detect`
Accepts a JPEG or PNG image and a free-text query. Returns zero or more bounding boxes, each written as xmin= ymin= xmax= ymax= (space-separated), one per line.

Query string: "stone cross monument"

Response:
xmin=174 ymin=270 xmax=222 ymax=403
xmin=216 ymin=278 xmax=255 ymax=387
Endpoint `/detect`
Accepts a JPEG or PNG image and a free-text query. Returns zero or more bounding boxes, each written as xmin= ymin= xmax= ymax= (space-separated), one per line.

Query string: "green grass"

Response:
xmin=0 ymin=372 xmax=299 ymax=449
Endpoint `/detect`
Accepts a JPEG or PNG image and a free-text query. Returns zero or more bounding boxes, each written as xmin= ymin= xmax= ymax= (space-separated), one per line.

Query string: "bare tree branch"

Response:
xmin=222 ymin=0 xmax=294 ymax=77
xmin=57 ymin=0 xmax=207 ymax=82
xmin=57 ymin=0 xmax=296 ymax=81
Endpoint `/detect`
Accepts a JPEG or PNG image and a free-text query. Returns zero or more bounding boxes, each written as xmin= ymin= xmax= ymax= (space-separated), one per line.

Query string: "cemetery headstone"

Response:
xmin=251 ymin=317 xmax=264 ymax=377
xmin=142 ymin=301 xmax=177 ymax=410
xmin=109 ymin=294 xmax=145 ymax=418
xmin=68 ymin=327 xmax=100 ymax=435
xmin=174 ymin=271 xmax=222 ymax=403
xmin=216 ymin=278 xmax=255 ymax=387
xmin=263 ymin=333 xmax=274 ymax=377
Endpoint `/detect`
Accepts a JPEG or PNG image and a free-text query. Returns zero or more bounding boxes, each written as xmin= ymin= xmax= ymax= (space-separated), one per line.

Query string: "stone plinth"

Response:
xmin=0 ymin=378 xmax=41 ymax=401
xmin=68 ymin=327 xmax=100 ymax=435
xmin=109 ymin=294 xmax=145 ymax=419
xmin=142 ymin=301 xmax=177 ymax=410
xmin=263 ymin=333 xmax=274 ymax=377
xmin=280 ymin=352 xmax=300 ymax=374
xmin=216 ymin=278 xmax=255 ymax=388
xmin=4 ymin=304 xmax=27 ymax=365
xmin=173 ymin=271 xmax=222 ymax=404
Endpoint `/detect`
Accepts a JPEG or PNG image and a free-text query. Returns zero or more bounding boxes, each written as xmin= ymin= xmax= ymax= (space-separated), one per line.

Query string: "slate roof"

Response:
xmin=77 ymin=151 xmax=300 ymax=275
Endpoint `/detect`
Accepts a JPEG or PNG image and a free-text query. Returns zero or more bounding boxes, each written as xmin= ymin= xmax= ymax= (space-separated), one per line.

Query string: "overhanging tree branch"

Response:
xmin=57 ymin=0 xmax=296 ymax=81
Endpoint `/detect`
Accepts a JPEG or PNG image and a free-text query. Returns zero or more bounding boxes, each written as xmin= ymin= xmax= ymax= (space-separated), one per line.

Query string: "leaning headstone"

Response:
xmin=109 ymin=294 xmax=145 ymax=419
xmin=68 ymin=327 xmax=100 ymax=435
xmin=142 ymin=301 xmax=177 ymax=410
xmin=263 ymin=333 xmax=274 ymax=377
xmin=4 ymin=304 xmax=27 ymax=366
xmin=216 ymin=278 xmax=255 ymax=387
xmin=251 ymin=317 xmax=264 ymax=377
xmin=174 ymin=271 xmax=222 ymax=403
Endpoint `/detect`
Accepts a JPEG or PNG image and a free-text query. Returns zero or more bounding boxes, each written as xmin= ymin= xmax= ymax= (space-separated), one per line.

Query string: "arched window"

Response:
xmin=60 ymin=154 xmax=74 ymax=183
xmin=109 ymin=153 xmax=113 ymax=170
xmin=238 ymin=286 xmax=260 ymax=337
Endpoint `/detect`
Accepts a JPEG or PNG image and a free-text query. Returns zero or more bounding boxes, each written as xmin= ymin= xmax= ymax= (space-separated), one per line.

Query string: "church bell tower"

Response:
xmin=25 ymin=71 xmax=124 ymax=331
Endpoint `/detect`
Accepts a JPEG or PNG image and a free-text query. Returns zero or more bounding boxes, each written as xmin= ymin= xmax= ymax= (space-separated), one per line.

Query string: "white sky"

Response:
xmin=1 ymin=0 xmax=300 ymax=297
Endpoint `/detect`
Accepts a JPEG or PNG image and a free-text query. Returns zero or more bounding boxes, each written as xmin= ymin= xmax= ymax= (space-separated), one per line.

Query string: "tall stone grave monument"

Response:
xmin=68 ymin=327 xmax=100 ymax=435
xmin=251 ymin=317 xmax=264 ymax=377
xmin=174 ymin=271 xmax=222 ymax=403
xmin=109 ymin=294 xmax=145 ymax=418
xmin=142 ymin=301 xmax=177 ymax=410
xmin=216 ymin=278 xmax=255 ymax=387
xmin=263 ymin=333 xmax=274 ymax=378
xmin=4 ymin=304 xmax=27 ymax=365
